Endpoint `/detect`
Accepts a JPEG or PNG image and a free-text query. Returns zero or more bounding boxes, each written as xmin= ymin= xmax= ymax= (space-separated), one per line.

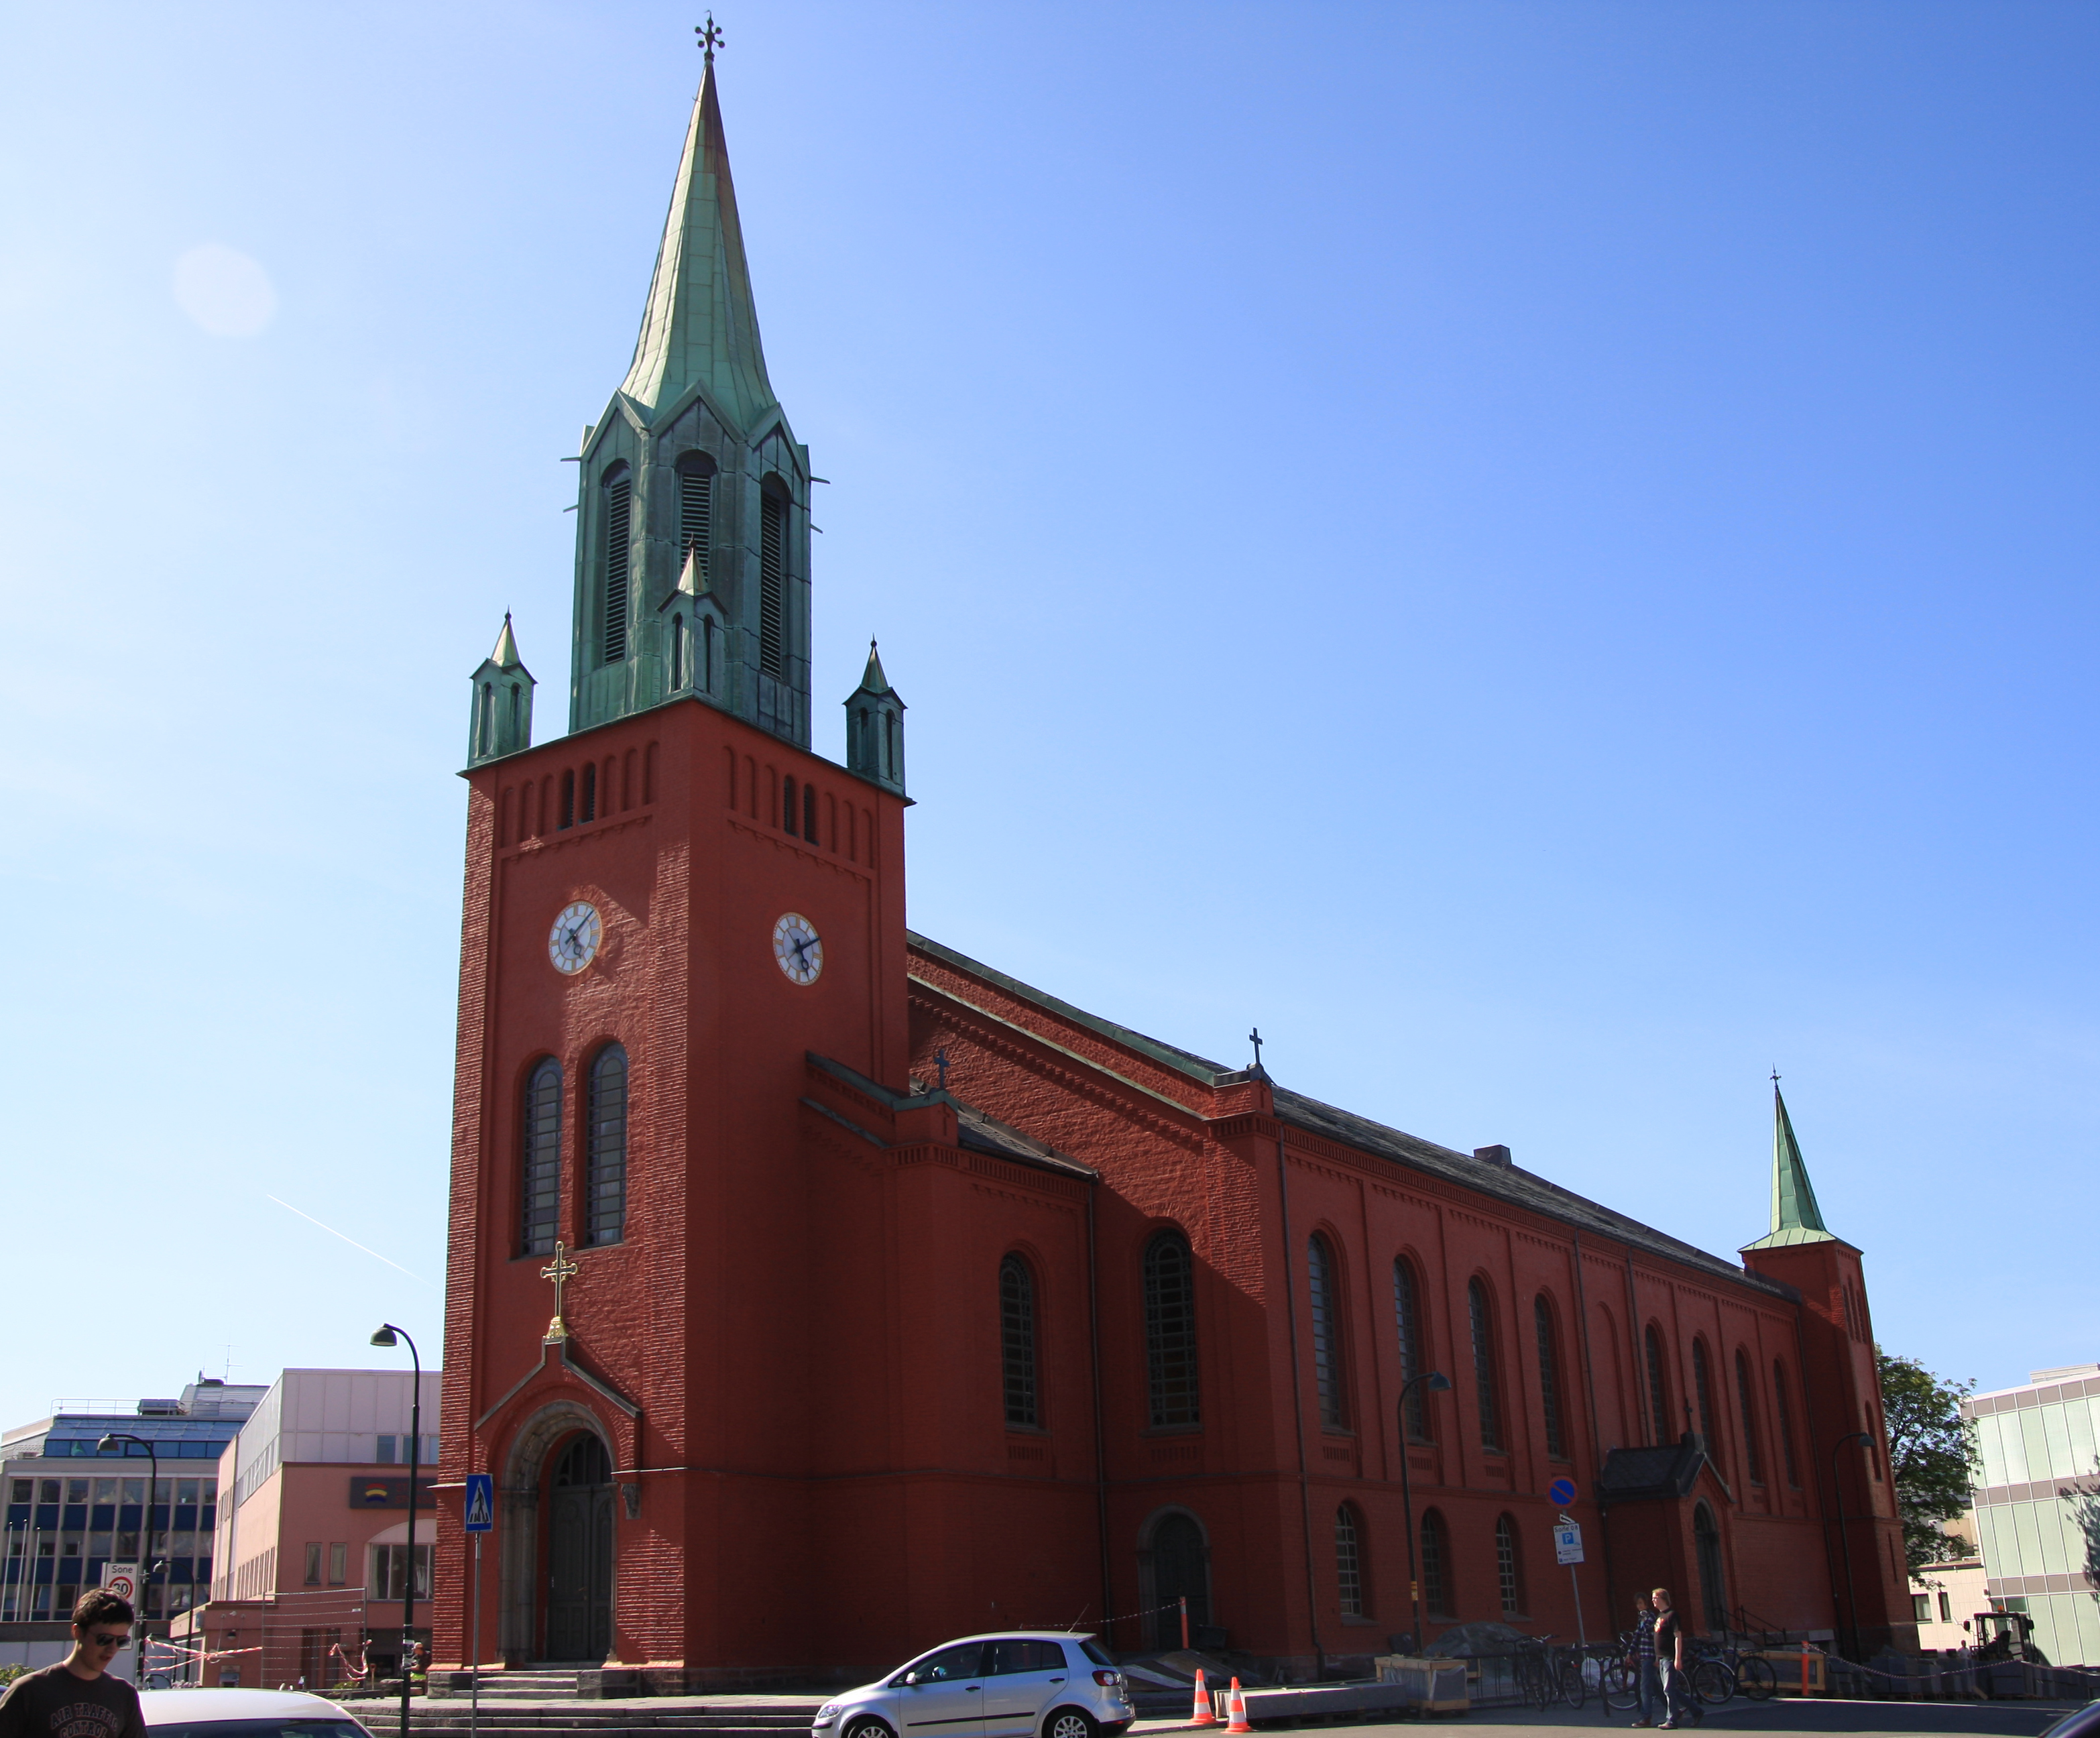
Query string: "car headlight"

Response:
xmin=815 ymin=1707 xmax=839 ymax=1725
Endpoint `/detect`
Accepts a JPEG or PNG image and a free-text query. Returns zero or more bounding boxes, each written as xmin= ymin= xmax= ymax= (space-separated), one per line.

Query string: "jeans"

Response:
xmin=1644 ymin=1661 xmax=1691 ymax=1724
xmin=1638 ymin=1660 xmax=1664 ymax=1723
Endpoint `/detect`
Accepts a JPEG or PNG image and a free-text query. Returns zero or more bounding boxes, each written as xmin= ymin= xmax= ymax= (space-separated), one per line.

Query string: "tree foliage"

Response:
xmin=1877 ymin=1347 xmax=1976 ymax=1570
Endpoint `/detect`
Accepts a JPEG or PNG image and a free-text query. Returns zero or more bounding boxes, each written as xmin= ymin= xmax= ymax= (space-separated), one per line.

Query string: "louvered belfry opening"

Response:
xmin=678 ymin=452 xmax=715 ymax=575
xmin=601 ymin=468 xmax=633 ymax=664
xmin=758 ymin=481 xmax=787 ymax=677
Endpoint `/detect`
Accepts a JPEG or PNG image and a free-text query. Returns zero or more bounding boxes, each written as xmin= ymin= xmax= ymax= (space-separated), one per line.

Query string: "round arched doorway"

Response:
xmin=543 ymin=1433 xmax=614 ymax=1661
xmin=1693 ymin=1502 xmax=1727 ymax=1633
xmin=1141 ymin=1509 xmax=1211 ymax=1650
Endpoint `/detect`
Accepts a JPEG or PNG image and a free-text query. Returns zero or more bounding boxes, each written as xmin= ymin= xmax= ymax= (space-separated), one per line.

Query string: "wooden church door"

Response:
xmin=545 ymin=1434 xmax=614 ymax=1661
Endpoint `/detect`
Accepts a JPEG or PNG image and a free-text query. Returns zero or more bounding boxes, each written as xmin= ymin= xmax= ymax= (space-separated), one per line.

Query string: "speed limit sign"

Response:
xmin=105 ymin=1565 xmax=139 ymax=1603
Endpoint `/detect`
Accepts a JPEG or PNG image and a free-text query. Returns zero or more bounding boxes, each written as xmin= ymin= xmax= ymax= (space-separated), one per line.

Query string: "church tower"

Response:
xmin=567 ymin=37 xmax=815 ymax=746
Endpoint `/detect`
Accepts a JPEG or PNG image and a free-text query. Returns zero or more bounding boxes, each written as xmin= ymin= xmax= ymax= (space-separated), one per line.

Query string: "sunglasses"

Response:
xmin=88 ymin=1633 xmax=128 ymax=1648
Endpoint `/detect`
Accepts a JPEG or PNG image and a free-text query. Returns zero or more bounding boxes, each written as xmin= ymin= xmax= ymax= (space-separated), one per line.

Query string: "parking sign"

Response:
xmin=1554 ymin=1521 xmax=1584 ymax=1565
xmin=463 ymin=1472 xmax=494 ymax=1533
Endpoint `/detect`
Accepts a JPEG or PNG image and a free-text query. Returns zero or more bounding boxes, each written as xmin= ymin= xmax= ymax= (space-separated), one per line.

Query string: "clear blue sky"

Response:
xmin=2 ymin=2 xmax=2093 ymax=1432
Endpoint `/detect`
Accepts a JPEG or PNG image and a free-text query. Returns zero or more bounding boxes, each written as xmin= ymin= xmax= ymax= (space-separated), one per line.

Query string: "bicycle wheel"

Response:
xmin=1601 ymin=1662 xmax=1640 ymax=1712
xmin=1527 ymin=1658 xmax=1554 ymax=1712
xmin=1692 ymin=1660 xmax=1735 ymax=1704
xmin=1735 ymin=1656 xmax=1777 ymax=1702
xmin=1557 ymin=1659 xmax=1586 ymax=1710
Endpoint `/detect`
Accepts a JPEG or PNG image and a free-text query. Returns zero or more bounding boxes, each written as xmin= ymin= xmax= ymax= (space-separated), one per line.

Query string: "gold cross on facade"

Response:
xmin=696 ymin=14 xmax=723 ymax=64
xmin=540 ymin=1240 xmax=579 ymax=1345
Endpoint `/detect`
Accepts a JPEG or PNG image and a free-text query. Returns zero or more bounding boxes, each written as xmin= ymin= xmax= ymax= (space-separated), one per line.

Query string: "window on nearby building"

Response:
xmin=677 ymin=451 xmax=715 ymax=577
xmin=1912 ymin=1593 xmax=1932 ymax=1623
xmin=1735 ymin=1351 xmax=1765 ymax=1485
xmin=1495 ymin=1513 xmax=1524 ymax=1616
xmin=601 ymin=465 xmax=632 ymax=664
xmin=303 ymin=1542 xmax=321 ymax=1586
xmin=1693 ymin=1338 xmax=1716 ymax=1443
xmin=1421 ymin=1509 xmax=1452 ymax=1617
xmin=369 ymin=1544 xmax=431 ymax=1603
xmin=1000 ymin=1255 xmax=1038 ymax=1428
xmin=375 ymin=1435 xmax=396 ymax=1464
xmin=758 ymin=481 xmax=788 ymax=678
xmin=1938 ymin=1590 xmax=1952 ymax=1622
xmin=1143 ymin=1231 xmax=1200 ymax=1428
xmin=328 ymin=1542 xmax=347 ymax=1586
xmin=1308 ymin=1234 xmax=1346 ymax=1428
xmin=1393 ymin=1258 xmax=1432 ymax=1442
xmin=521 ymin=1058 xmax=562 ymax=1257
xmin=1645 ymin=1326 xmax=1672 ymax=1445
xmin=1772 ymin=1360 xmax=1800 ymax=1485
xmin=1335 ymin=1505 xmax=1363 ymax=1617
xmin=1468 ymin=1279 xmax=1501 ymax=1451
xmin=1535 ymin=1295 xmax=1566 ymax=1458
xmin=585 ymin=1043 xmax=628 ymax=1246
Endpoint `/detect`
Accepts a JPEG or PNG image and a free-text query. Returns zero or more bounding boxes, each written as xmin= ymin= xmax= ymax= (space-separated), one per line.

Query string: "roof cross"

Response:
xmin=540 ymin=1240 xmax=579 ymax=1346
xmin=696 ymin=13 xmax=723 ymax=63
xmin=1248 ymin=1027 xmax=1264 ymax=1072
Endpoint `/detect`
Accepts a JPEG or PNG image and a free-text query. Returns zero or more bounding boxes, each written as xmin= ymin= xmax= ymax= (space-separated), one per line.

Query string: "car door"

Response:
xmin=894 ymin=1642 xmax=988 ymax=1738
xmin=980 ymin=1639 xmax=1073 ymax=1736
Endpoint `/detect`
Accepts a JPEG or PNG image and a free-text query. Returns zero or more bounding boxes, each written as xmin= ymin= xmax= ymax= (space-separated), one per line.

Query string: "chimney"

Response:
xmin=1474 ymin=1145 xmax=1512 ymax=1168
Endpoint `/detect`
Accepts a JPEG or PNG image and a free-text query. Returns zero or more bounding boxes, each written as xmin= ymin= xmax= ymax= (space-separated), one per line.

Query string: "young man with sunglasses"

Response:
xmin=0 ymin=1588 xmax=148 ymax=1738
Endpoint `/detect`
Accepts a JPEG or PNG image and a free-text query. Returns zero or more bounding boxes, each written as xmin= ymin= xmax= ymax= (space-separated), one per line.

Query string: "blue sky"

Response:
xmin=1 ymin=1 xmax=2093 ymax=1431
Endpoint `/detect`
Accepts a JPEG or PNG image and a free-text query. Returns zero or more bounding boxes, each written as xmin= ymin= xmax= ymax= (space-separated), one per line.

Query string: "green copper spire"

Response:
xmin=1741 ymin=1079 xmax=1838 ymax=1250
xmin=618 ymin=56 xmax=777 ymax=432
xmin=845 ymin=638 xmax=906 ymax=795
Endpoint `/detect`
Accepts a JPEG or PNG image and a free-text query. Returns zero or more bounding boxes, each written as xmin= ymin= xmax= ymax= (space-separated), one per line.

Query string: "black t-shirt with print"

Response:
xmin=0 ymin=1664 xmax=148 ymax=1738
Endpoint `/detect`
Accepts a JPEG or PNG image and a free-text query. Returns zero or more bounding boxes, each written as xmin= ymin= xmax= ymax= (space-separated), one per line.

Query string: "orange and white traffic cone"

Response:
xmin=1189 ymin=1668 xmax=1216 ymax=1727
xmin=1225 ymin=1678 xmax=1252 ymax=1735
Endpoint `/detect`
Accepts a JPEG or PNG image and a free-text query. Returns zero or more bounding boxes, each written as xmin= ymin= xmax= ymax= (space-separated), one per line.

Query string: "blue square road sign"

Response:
xmin=463 ymin=1472 xmax=495 ymax=1532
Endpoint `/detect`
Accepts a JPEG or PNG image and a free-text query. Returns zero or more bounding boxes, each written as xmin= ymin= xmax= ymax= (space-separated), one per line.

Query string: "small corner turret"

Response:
xmin=845 ymin=639 xmax=906 ymax=795
xmin=660 ymin=543 xmax=730 ymax=705
xmin=467 ymin=614 xmax=534 ymax=764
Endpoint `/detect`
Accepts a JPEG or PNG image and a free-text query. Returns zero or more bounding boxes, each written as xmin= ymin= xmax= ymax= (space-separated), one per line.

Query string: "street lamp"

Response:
xmin=371 ymin=1325 xmax=422 ymax=1738
xmin=1397 ymin=1371 xmax=1453 ymax=1656
xmin=1830 ymin=1430 xmax=1873 ymax=1660
xmin=95 ymin=1432 xmax=158 ymax=1687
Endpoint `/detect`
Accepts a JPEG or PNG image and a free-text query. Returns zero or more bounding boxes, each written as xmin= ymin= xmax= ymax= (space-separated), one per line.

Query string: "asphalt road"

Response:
xmin=1130 ymin=1699 xmax=2084 ymax=1738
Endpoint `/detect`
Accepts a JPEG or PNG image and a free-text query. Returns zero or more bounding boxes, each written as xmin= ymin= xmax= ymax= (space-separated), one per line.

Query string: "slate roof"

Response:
xmin=908 ymin=931 xmax=1794 ymax=1301
xmin=1596 ymin=1434 xmax=1727 ymax=1502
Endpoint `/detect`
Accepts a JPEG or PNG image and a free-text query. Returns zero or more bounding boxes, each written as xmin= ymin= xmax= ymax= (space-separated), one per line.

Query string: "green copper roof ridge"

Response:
xmin=618 ymin=58 xmax=778 ymax=430
xmin=1741 ymin=1082 xmax=1836 ymax=1249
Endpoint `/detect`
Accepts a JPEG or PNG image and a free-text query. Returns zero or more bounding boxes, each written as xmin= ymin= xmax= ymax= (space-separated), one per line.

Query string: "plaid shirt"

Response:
xmin=1635 ymin=1613 xmax=1656 ymax=1659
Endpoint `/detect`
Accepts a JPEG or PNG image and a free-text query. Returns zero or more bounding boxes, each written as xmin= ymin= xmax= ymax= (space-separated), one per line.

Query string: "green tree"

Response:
xmin=1877 ymin=1347 xmax=1976 ymax=1570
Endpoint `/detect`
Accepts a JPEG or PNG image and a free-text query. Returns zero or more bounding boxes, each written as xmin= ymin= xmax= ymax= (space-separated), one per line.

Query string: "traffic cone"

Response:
xmin=1189 ymin=1669 xmax=1216 ymax=1727
xmin=1225 ymin=1678 xmax=1252 ymax=1735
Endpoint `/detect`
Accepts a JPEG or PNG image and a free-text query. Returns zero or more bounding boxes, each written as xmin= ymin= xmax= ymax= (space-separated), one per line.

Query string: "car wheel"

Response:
xmin=843 ymin=1720 xmax=894 ymax=1738
xmin=1044 ymin=1708 xmax=1099 ymax=1738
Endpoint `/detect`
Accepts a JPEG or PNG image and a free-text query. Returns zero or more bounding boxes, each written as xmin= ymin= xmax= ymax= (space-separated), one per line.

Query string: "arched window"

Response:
xmin=782 ymin=775 xmax=799 ymax=836
xmin=1867 ymin=1406 xmax=1884 ymax=1481
xmin=670 ymin=614 xmax=684 ymax=691
xmin=520 ymin=1059 xmax=561 ymax=1256
xmin=1495 ymin=1513 xmax=1524 ymax=1616
xmin=1535 ymin=1295 xmax=1566 ymax=1459
xmin=1645 ymin=1326 xmax=1672 ymax=1444
xmin=1334 ymin=1505 xmax=1364 ymax=1617
xmin=803 ymin=783 xmax=819 ymax=845
xmin=1692 ymin=1338 xmax=1716 ymax=1444
xmin=1468 ymin=1278 xmax=1501 ymax=1451
xmin=1143 ymin=1231 xmax=1200 ymax=1427
xmin=1772 ymin=1360 xmax=1800 ymax=1486
xmin=676 ymin=451 xmax=715 ymax=576
xmin=1000 ymin=1255 xmax=1038 ymax=1428
xmin=600 ymin=463 xmax=632 ymax=664
xmin=579 ymin=761 xmax=597 ymax=823
xmin=1420 ymin=1509 xmax=1452 ymax=1617
xmin=1393 ymin=1258 xmax=1431 ymax=1442
xmin=702 ymin=616 xmax=715 ymax=691
xmin=477 ymin=682 xmax=493 ymax=756
xmin=758 ymin=479 xmax=789 ymax=678
xmin=1694 ymin=1503 xmax=1727 ymax=1631
xmin=1735 ymin=1351 xmax=1765 ymax=1485
xmin=559 ymin=768 xmax=575 ymax=829
xmin=1307 ymin=1234 xmax=1346 ymax=1428
xmin=585 ymin=1043 xmax=627 ymax=1246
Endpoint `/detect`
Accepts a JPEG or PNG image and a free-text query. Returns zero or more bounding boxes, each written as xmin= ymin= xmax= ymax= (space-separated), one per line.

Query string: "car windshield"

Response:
xmin=150 ymin=1721 xmax=367 ymax=1738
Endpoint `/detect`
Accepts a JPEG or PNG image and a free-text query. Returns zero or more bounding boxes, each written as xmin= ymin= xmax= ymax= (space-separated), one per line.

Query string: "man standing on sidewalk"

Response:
xmin=0 ymin=1589 xmax=147 ymax=1738
xmin=1651 ymin=1587 xmax=1703 ymax=1730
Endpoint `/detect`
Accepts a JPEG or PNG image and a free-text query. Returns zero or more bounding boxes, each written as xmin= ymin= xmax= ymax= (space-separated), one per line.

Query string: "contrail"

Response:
xmin=266 ymin=1195 xmax=430 ymax=1285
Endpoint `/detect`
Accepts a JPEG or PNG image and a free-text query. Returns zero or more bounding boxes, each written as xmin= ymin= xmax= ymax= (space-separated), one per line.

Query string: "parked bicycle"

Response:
xmin=1513 ymin=1635 xmax=1586 ymax=1711
xmin=1686 ymin=1639 xmax=1778 ymax=1704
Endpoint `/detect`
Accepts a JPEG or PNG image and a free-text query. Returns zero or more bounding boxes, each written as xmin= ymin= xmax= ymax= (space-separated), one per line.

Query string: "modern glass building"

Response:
xmin=1 ymin=1380 xmax=267 ymax=1622
xmin=1966 ymin=1363 xmax=2100 ymax=1666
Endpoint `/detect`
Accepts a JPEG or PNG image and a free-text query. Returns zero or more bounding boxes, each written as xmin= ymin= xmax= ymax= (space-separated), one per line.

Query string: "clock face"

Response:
xmin=772 ymin=912 xmax=823 ymax=985
xmin=548 ymin=901 xmax=603 ymax=976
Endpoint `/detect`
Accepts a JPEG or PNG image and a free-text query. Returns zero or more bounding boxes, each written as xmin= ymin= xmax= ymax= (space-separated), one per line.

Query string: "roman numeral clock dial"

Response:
xmin=772 ymin=912 xmax=822 ymax=985
xmin=548 ymin=901 xmax=602 ymax=975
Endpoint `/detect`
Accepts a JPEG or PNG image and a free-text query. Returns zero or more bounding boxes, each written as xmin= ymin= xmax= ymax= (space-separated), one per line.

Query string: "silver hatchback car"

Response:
xmin=814 ymin=1631 xmax=1134 ymax=1738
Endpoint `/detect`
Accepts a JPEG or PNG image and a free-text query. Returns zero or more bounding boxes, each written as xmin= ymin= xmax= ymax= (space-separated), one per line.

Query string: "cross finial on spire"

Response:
xmin=1248 ymin=1027 xmax=1264 ymax=1071
xmin=697 ymin=13 xmax=723 ymax=63
xmin=1771 ymin=1066 xmax=1781 ymax=1086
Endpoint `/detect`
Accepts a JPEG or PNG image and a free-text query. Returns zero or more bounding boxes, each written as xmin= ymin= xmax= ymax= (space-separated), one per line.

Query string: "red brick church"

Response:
xmin=432 ymin=48 xmax=1912 ymax=1685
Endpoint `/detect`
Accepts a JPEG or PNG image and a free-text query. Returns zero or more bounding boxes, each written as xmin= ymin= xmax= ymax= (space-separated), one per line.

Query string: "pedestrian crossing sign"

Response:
xmin=463 ymin=1472 xmax=494 ymax=1532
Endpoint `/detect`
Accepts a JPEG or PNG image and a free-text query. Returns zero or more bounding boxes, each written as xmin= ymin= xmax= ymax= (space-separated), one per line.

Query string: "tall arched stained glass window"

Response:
xmin=1307 ymin=1234 xmax=1346 ymax=1428
xmin=1334 ymin=1505 xmax=1363 ymax=1617
xmin=1773 ymin=1360 xmax=1801 ymax=1486
xmin=1421 ymin=1509 xmax=1452 ymax=1617
xmin=520 ymin=1059 xmax=562 ymax=1257
xmin=1394 ymin=1259 xmax=1431 ymax=1442
xmin=1468 ymin=1279 xmax=1501 ymax=1451
xmin=585 ymin=1043 xmax=627 ymax=1246
xmin=1645 ymin=1326 xmax=1672 ymax=1445
xmin=1143 ymin=1231 xmax=1200 ymax=1428
xmin=1692 ymin=1338 xmax=1717 ymax=1446
xmin=1495 ymin=1513 xmax=1524 ymax=1616
xmin=1735 ymin=1350 xmax=1765 ymax=1485
xmin=1535 ymin=1295 xmax=1566 ymax=1459
xmin=1000 ymin=1255 xmax=1038 ymax=1428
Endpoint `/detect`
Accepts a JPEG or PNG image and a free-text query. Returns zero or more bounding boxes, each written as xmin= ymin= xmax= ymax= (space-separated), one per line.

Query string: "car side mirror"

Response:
xmin=902 ymin=1673 xmax=922 ymax=1687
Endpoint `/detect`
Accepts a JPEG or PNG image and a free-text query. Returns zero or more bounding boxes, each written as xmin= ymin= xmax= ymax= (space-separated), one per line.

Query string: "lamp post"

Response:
xmin=95 ymin=1432 xmax=159 ymax=1686
xmin=1397 ymin=1371 xmax=1453 ymax=1656
xmin=1830 ymin=1430 xmax=1873 ymax=1660
xmin=371 ymin=1325 xmax=422 ymax=1738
